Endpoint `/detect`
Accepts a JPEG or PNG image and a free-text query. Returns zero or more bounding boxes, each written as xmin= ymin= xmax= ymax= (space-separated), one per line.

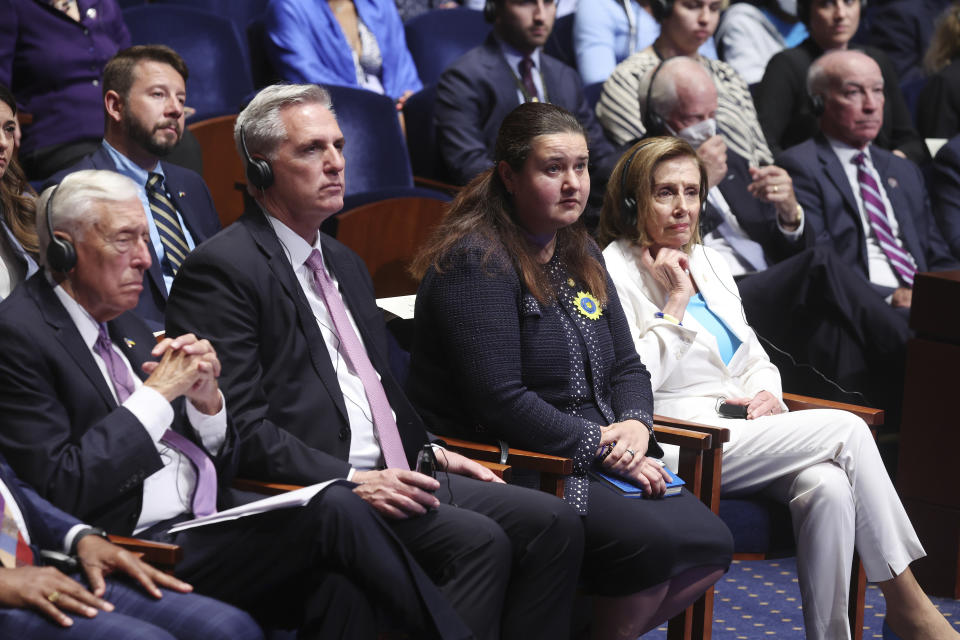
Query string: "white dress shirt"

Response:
xmin=0 ymin=478 xmax=86 ymax=553
xmin=266 ymin=216 xmax=384 ymax=473
xmin=827 ymin=137 xmax=915 ymax=289
xmin=52 ymin=283 xmax=227 ymax=533
xmin=497 ymin=39 xmax=546 ymax=104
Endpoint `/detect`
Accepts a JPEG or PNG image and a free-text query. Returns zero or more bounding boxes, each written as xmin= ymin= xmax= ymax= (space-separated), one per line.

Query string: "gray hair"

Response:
xmin=644 ymin=57 xmax=715 ymax=123
xmin=36 ymin=170 xmax=141 ymax=264
xmin=235 ymin=84 xmax=334 ymax=161
xmin=806 ymin=49 xmax=879 ymax=100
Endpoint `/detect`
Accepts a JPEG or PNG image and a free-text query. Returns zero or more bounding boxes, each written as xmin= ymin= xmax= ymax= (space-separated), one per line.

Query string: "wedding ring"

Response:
xmin=772 ymin=185 xmax=779 ymax=193
xmin=47 ymin=591 xmax=61 ymax=604
xmin=625 ymin=449 xmax=636 ymax=457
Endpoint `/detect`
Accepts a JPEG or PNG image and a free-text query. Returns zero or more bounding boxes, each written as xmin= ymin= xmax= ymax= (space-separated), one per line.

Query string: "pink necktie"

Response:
xmin=854 ymin=152 xmax=917 ymax=286
xmin=160 ymin=429 xmax=218 ymax=517
xmin=94 ymin=323 xmax=136 ymax=403
xmin=304 ymin=250 xmax=409 ymax=470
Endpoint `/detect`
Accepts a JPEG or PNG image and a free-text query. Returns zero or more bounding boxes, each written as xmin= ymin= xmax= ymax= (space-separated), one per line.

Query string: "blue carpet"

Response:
xmin=640 ymin=558 xmax=960 ymax=638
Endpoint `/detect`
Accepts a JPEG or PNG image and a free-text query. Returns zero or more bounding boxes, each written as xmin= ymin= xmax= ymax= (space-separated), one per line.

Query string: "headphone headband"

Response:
xmin=618 ymin=140 xmax=657 ymax=229
xmin=643 ymin=57 xmax=671 ymax=137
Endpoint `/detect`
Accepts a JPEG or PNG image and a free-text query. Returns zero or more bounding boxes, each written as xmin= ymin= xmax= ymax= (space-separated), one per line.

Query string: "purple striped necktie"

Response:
xmin=854 ymin=152 xmax=917 ymax=286
xmin=160 ymin=429 xmax=218 ymax=517
xmin=304 ymin=250 xmax=409 ymax=470
xmin=94 ymin=323 xmax=136 ymax=403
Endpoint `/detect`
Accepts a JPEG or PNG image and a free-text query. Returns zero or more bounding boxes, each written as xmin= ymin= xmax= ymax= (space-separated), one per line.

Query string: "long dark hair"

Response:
xmin=411 ymin=102 xmax=607 ymax=305
xmin=0 ymin=85 xmax=38 ymax=257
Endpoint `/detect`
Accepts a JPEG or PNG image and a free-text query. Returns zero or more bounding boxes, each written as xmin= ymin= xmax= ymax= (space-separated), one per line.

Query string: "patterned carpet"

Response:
xmin=641 ymin=558 xmax=960 ymax=639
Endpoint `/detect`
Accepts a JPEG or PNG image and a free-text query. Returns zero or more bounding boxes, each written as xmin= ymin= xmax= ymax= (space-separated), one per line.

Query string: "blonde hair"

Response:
xmin=925 ymin=2 xmax=960 ymax=74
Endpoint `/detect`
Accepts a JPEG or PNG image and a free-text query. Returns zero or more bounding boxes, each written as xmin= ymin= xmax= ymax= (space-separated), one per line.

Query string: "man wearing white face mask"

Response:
xmin=638 ymin=56 xmax=914 ymax=416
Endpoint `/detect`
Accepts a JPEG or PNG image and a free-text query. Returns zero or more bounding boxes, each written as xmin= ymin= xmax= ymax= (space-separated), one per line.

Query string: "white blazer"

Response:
xmin=603 ymin=240 xmax=786 ymax=433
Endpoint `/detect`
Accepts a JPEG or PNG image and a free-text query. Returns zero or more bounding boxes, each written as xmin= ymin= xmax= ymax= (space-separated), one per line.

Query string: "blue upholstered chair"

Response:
xmin=543 ymin=13 xmax=577 ymax=71
xmin=404 ymin=7 xmax=490 ymax=87
xmin=122 ymin=5 xmax=254 ymax=122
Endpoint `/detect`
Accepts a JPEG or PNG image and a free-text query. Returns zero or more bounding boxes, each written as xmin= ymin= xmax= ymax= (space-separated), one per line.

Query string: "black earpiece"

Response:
xmin=643 ymin=57 xmax=670 ymax=136
xmin=45 ymin=183 xmax=77 ymax=273
xmin=809 ymin=93 xmax=825 ymax=117
xmin=618 ymin=140 xmax=657 ymax=229
xmin=483 ymin=0 xmax=497 ymax=23
xmin=649 ymin=0 xmax=674 ymax=22
xmin=240 ymin=125 xmax=274 ymax=191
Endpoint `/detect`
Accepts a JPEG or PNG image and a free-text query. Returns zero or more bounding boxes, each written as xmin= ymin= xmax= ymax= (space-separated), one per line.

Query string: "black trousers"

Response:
xmin=389 ymin=472 xmax=585 ymax=640
xmin=158 ymin=484 xmax=472 ymax=640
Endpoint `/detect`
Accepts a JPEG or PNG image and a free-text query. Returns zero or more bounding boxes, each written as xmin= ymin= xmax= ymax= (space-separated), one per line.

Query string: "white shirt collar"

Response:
xmin=826 ymin=135 xmax=872 ymax=168
xmin=495 ymin=36 xmax=543 ymax=74
xmin=264 ymin=210 xmax=324 ymax=270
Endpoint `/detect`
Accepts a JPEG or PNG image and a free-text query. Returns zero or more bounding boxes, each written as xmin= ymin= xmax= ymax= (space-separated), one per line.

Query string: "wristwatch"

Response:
xmin=70 ymin=526 xmax=109 ymax=555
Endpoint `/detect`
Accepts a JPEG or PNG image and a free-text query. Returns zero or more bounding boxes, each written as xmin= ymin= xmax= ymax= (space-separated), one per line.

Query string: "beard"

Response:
xmin=123 ymin=111 xmax=181 ymax=158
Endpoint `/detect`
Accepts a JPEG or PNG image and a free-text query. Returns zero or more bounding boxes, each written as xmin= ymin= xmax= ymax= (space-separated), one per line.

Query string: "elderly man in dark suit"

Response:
xmin=165 ymin=83 xmax=585 ymax=640
xmin=436 ymin=0 xmax=618 ymax=190
xmin=778 ymin=49 xmax=960 ymax=312
xmin=0 ymin=169 xmax=473 ymax=640
xmin=47 ymin=45 xmax=222 ymax=329
xmin=0 ymin=452 xmax=262 ymax=640
xmin=640 ymin=55 xmax=912 ymax=409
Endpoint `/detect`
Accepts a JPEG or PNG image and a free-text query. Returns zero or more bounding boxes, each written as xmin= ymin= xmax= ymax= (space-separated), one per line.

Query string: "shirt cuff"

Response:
xmin=186 ymin=390 xmax=228 ymax=454
xmin=346 ymin=467 xmax=356 ymax=482
xmin=123 ymin=385 xmax=174 ymax=442
xmin=63 ymin=524 xmax=90 ymax=554
xmin=777 ymin=206 xmax=805 ymax=239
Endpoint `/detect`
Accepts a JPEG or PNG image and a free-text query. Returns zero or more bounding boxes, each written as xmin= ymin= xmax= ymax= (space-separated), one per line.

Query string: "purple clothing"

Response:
xmin=0 ymin=0 xmax=129 ymax=155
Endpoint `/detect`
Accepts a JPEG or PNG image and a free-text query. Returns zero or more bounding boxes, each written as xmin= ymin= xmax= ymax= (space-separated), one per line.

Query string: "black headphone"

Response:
xmin=240 ymin=125 xmax=274 ymax=191
xmin=483 ymin=0 xmax=497 ymax=23
xmin=809 ymin=92 xmax=825 ymax=117
xmin=618 ymin=140 xmax=657 ymax=229
xmin=649 ymin=0 xmax=673 ymax=22
xmin=643 ymin=57 xmax=671 ymax=136
xmin=45 ymin=183 xmax=77 ymax=273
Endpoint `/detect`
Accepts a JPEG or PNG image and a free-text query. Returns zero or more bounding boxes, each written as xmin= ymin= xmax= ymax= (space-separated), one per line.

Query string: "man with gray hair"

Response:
xmin=166 ymin=83 xmax=585 ymax=640
xmin=0 ymin=169 xmax=473 ymax=639
xmin=633 ymin=55 xmax=916 ymax=417
xmin=779 ymin=49 xmax=960 ymax=310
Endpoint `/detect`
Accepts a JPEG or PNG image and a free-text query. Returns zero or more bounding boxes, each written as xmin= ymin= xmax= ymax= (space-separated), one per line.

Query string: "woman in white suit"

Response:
xmin=597 ymin=136 xmax=959 ymax=640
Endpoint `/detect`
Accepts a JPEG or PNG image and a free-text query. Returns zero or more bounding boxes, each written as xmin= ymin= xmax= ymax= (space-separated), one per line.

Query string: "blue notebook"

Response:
xmin=592 ymin=465 xmax=685 ymax=498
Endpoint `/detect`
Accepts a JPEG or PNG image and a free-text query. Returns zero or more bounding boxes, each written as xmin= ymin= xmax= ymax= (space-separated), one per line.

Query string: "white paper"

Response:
xmin=167 ymin=479 xmax=346 ymax=533
xmin=377 ymin=295 xmax=416 ymax=320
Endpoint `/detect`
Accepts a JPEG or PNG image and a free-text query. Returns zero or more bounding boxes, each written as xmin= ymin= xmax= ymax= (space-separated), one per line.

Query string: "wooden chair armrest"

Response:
xmin=653 ymin=414 xmax=731 ymax=445
xmin=413 ymin=176 xmax=461 ymax=195
xmin=232 ymin=478 xmax=305 ymax=495
xmin=439 ymin=436 xmax=573 ymax=475
xmin=474 ymin=460 xmax=512 ymax=482
xmin=108 ymin=535 xmax=182 ymax=569
xmin=653 ymin=424 xmax=715 ymax=450
xmin=782 ymin=392 xmax=884 ymax=426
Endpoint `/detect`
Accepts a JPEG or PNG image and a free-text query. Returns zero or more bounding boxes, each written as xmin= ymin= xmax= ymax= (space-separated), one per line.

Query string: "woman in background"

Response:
xmin=0 ymin=84 xmax=38 ymax=300
xmin=916 ymin=1 xmax=960 ymax=138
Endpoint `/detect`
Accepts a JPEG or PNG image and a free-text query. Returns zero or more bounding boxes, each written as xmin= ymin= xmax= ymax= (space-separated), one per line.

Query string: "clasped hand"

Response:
xmin=352 ymin=449 xmax=503 ymax=519
xmin=143 ymin=333 xmax=222 ymax=415
xmin=0 ymin=535 xmax=191 ymax=627
xmin=597 ymin=420 xmax=670 ymax=498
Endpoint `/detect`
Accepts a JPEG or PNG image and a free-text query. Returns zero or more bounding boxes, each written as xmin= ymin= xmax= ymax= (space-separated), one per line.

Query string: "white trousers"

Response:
xmin=667 ymin=408 xmax=924 ymax=640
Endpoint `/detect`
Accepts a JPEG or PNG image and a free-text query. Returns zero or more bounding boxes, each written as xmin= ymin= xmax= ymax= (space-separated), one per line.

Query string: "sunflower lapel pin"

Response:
xmin=575 ymin=291 xmax=602 ymax=320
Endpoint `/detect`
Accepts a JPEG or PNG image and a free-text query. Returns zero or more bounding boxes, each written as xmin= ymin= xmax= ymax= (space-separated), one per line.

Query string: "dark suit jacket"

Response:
xmin=165 ymin=211 xmax=429 ymax=485
xmin=711 ymin=149 xmax=808 ymax=265
xmin=0 ymin=273 xmax=238 ymax=534
xmin=931 ymin=135 xmax=960 ymax=260
xmin=778 ymin=136 xmax=960 ymax=281
xmin=756 ymin=38 xmax=924 ymax=163
xmin=0 ymin=455 xmax=80 ymax=555
xmin=916 ymin=59 xmax=960 ymax=139
xmin=436 ymin=34 xmax=619 ymax=185
xmin=47 ymin=147 xmax=222 ymax=328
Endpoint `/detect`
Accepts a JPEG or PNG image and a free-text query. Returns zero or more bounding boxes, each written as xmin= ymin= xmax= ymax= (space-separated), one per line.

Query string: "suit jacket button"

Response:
xmin=338 ymin=428 xmax=348 ymax=441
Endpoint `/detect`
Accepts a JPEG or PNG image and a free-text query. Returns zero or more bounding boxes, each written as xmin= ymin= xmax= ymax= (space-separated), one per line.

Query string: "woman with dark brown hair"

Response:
xmin=0 ymin=84 xmax=39 ymax=300
xmin=408 ymin=102 xmax=732 ymax=640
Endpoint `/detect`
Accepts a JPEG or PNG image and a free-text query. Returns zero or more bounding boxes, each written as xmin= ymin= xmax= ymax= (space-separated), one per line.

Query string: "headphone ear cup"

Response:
xmin=245 ymin=156 xmax=274 ymax=191
xmin=621 ymin=194 xmax=638 ymax=229
xmin=810 ymin=93 xmax=825 ymax=117
xmin=650 ymin=0 xmax=672 ymax=22
xmin=47 ymin=235 xmax=77 ymax=273
xmin=483 ymin=0 xmax=496 ymax=22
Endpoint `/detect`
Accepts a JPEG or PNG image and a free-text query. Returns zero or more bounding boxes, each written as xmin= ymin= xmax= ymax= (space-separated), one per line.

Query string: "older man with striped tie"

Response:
xmin=48 ymin=44 xmax=222 ymax=330
xmin=778 ymin=49 xmax=960 ymax=312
